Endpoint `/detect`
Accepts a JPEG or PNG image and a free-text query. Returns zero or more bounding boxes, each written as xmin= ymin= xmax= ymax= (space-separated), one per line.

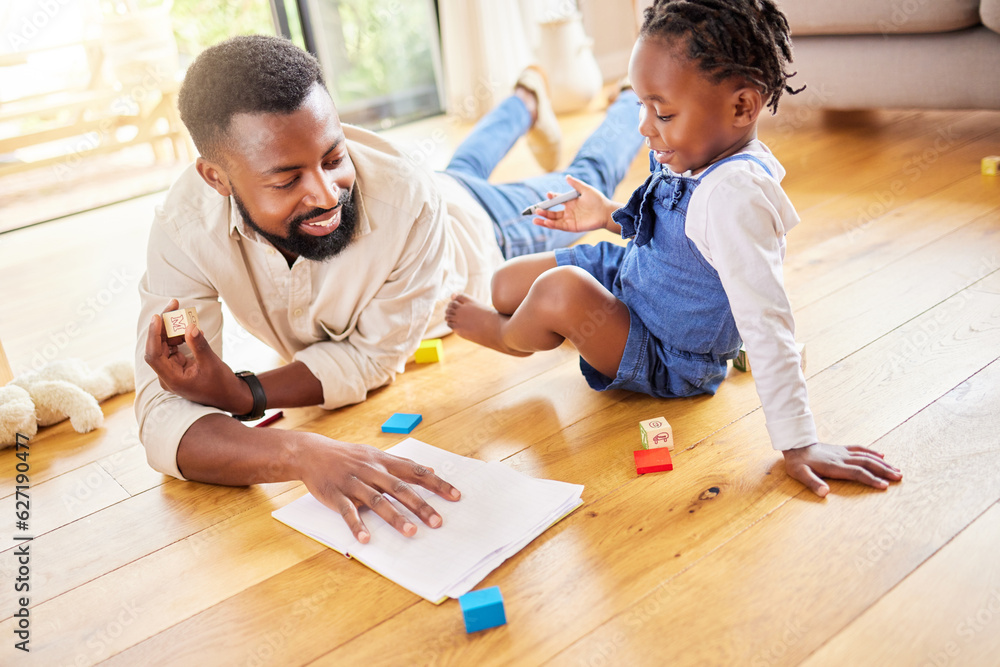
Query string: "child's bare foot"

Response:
xmin=445 ymin=293 xmax=531 ymax=357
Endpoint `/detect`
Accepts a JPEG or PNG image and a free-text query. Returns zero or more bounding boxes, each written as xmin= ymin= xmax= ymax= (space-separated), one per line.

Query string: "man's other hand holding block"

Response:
xmin=162 ymin=307 xmax=199 ymax=345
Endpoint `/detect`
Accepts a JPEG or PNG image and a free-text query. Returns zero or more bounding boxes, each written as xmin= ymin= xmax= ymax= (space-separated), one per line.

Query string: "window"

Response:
xmin=279 ymin=0 xmax=444 ymax=129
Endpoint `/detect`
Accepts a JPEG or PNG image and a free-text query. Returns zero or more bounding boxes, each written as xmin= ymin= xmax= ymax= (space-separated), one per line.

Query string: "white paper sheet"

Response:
xmin=272 ymin=438 xmax=583 ymax=603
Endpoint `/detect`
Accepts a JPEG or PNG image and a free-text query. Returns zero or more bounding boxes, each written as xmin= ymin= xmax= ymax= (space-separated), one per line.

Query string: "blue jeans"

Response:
xmin=442 ymin=91 xmax=644 ymax=258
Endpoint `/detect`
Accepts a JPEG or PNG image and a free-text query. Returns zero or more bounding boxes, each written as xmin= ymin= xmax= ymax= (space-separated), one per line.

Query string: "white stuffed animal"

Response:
xmin=0 ymin=359 xmax=135 ymax=447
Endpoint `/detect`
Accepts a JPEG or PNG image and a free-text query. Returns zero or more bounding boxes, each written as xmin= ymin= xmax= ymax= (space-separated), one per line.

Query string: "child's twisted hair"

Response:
xmin=640 ymin=0 xmax=804 ymax=113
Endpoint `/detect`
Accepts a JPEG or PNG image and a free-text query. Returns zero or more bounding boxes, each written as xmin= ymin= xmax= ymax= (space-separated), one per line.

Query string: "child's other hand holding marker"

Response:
xmin=531 ymin=174 xmax=623 ymax=235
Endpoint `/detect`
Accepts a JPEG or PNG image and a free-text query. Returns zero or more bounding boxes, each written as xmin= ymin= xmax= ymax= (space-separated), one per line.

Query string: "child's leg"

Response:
xmin=446 ymin=265 xmax=630 ymax=378
xmin=490 ymin=252 xmax=558 ymax=314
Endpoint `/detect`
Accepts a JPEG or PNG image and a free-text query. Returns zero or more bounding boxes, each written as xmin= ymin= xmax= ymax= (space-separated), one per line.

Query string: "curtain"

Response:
xmin=438 ymin=0 xmax=537 ymax=120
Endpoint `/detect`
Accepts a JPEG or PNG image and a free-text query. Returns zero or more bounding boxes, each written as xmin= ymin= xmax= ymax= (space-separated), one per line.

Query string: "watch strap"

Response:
xmin=233 ymin=370 xmax=266 ymax=421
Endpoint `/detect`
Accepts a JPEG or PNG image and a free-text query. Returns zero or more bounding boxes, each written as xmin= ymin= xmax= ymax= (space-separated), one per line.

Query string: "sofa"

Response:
xmin=634 ymin=0 xmax=1000 ymax=110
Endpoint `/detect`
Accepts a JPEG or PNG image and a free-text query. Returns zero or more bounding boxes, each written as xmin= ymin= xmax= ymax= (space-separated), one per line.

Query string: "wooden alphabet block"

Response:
xmin=415 ymin=338 xmax=444 ymax=363
xmin=162 ymin=307 xmax=198 ymax=345
xmin=982 ymin=156 xmax=1000 ymax=176
xmin=634 ymin=447 xmax=673 ymax=474
xmin=639 ymin=417 xmax=673 ymax=451
xmin=733 ymin=344 xmax=750 ymax=372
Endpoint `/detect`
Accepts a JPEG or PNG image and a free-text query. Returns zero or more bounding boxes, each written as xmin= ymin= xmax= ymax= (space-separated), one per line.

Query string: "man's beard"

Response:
xmin=233 ymin=186 xmax=359 ymax=261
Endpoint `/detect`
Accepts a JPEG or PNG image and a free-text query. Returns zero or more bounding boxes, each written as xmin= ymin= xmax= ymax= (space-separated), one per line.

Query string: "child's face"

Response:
xmin=628 ymin=36 xmax=757 ymax=174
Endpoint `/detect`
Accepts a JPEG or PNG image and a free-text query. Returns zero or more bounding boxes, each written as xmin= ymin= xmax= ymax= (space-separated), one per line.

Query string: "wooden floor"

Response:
xmin=1 ymin=102 xmax=999 ymax=666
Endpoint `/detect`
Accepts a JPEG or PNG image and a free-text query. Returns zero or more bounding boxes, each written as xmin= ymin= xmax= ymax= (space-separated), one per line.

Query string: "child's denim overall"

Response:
xmin=556 ymin=151 xmax=774 ymax=397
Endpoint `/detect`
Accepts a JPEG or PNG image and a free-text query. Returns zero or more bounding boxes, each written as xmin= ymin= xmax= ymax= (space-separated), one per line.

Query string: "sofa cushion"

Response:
xmin=633 ymin=1 xmax=984 ymax=37
xmin=776 ymin=0 xmax=981 ymax=36
xmin=783 ymin=27 xmax=1000 ymax=110
xmin=983 ymin=0 xmax=1000 ymax=33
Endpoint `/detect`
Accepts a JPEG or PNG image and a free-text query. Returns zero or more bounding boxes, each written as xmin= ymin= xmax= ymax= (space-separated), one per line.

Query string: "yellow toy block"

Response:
xmin=639 ymin=416 xmax=673 ymax=451
xmin=982 ymin=156 xmax=1000 ymax=176
xmin=415 ymin=338 xmax=444 ymax=363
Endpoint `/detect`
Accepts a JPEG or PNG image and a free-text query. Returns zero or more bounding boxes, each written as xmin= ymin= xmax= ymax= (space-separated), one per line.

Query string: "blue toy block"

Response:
xmin=459 ymin=586 xmax=506 ymax=633
xmin=381 ymin=413 xmax=423 ymax=434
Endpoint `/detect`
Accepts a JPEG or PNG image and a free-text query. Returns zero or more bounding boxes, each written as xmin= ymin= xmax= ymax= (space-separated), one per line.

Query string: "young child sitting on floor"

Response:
xmin=447 ymin=0 xmax=901 ymax=496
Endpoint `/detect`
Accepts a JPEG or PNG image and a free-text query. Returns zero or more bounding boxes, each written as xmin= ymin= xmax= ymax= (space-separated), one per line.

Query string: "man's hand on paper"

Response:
xmin=293 ymin=436 xmax=462 ymax=543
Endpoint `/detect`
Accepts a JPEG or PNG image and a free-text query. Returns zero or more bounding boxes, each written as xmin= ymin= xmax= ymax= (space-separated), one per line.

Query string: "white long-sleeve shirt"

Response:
xmin=681 ymin=140 xmax=818 ymax=451
xmin=134 ymin=125 xmax=503 ymax=479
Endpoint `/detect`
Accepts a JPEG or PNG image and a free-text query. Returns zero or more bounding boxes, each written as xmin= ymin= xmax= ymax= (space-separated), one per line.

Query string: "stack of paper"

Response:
xmin=272 ymin=438 xmax=583 ymax=603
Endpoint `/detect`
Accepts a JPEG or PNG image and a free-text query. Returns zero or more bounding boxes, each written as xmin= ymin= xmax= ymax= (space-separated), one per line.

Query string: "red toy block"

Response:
xmin=634 ymin=447 xmax=673 ymax=474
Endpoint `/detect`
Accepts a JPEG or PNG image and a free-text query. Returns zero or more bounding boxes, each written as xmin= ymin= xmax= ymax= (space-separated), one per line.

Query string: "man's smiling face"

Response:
xmin=198 ymin=83 xmax=359 ymax=262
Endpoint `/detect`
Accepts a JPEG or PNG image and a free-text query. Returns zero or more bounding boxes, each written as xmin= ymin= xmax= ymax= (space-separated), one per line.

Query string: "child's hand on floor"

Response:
xmin=533 ymin=174 xmax=621 ymax=234
xmin=783 ymin=443 xmax=902 ymax=497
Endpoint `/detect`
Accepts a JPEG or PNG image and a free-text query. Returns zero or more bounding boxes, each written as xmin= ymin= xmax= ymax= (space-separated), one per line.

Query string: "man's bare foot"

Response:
xmin=445 ymin=293 xmax=531 ymax=357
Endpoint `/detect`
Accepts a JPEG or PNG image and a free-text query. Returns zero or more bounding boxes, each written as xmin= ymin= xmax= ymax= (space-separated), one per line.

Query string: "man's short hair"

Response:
xmin=178 ymin=35 xmax=326 ymax=162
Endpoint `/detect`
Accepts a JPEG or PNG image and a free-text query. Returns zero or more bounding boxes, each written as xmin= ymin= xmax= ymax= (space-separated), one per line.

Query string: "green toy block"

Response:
xmin=733 ymin=345 xmax=750 ymax=372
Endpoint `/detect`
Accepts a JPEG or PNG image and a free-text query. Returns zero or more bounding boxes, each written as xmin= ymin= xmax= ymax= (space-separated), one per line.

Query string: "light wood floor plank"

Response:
xmin=0 ymin=393 xmax=138 ymax=497
xmin=794 ymin=211 xmax=1000 ymax=372
xmin=0 ymin=478 xmax=299 ymax=615
xmin=0 ymin=461 xmax=128 ymax=546
xmin=807 ymin=270 xmax=1000 ymax=443
xmin=101 ymin=549 xmax=418 ymax=667
xmin=0 ymin=487 xmax=320 ymax=665
xmin=785 ymin=174 xmax=1000 ymax=308
xmin=782 ymin=117 xmax=998 ymax=247
xmin=801 ymin=500 xmax=1000 ymax=667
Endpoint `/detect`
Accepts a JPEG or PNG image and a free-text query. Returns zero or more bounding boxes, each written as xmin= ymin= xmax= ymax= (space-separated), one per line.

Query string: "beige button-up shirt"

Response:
xmin=134 ymin=125 xmax=503 ymax=479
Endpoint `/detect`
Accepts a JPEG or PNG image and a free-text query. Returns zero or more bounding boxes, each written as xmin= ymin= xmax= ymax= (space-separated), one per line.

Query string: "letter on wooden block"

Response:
xmin=162 ymin=307 xmax=198 ymax=345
